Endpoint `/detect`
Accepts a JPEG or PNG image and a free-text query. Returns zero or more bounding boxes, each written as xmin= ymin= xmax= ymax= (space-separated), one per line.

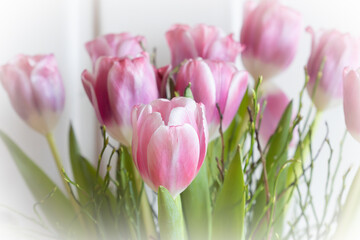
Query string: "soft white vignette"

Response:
xmin=0 ymin=0 xmax=359 ymax=239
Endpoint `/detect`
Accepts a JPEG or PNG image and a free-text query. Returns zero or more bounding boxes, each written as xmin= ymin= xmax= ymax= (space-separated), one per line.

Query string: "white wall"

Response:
xmin=0 ymin=0 xmax=360 ymax=238
xmin=0 ymin=0 xmax=98 ymax=237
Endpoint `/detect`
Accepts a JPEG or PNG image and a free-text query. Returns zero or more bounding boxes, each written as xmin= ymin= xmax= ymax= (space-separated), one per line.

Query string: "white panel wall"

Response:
xmin=0 ymin=0 xmax=360 ymax=238
xmin=0 ymin=0 xmax=97 ymax=237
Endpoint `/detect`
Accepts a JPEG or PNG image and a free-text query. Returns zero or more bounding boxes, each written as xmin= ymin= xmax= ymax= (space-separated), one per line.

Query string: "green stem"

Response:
xmin=45 ymin=133 xmax=86 ymax=232
xmin=127 ymin=147 xmax=156 ymax=239
xmin=284 ymin=110 xmax=322 ymax=216
xmin=294 ymin=110 xmax=322 ymax=166
xmin=174 ymin=196 xmax=185 ymax=240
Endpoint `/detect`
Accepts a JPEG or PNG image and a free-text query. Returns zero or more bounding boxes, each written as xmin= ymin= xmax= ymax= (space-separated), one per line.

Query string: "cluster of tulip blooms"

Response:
xmin=1 ymin=0 xmax=360 ymax=239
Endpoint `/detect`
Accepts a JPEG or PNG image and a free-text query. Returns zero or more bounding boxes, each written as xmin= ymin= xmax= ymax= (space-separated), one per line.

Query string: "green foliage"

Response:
xmin=212 ymin=148 xmax=246 ymax=240
xmin=249 ymin=101 xmax=293 ymax=239
xmin=181 ymin=163 xmax=211 ymax=240
xmin=0 ymin=130 xmax=74 ymax=236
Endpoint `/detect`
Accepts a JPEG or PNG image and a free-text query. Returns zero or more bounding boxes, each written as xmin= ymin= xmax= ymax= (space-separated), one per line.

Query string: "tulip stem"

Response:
xmin=174 ymin=196 xmax=186 ymax=240
xmin=45 ymin=132 xmax=87 ymax=234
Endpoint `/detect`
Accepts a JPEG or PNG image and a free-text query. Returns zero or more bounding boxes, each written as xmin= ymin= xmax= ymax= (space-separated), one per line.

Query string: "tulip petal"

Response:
xmin=136 ymin=111 xmax=164 ymax=182
xmin=190 ymin=24 xmax=221 ymax=57
xmin=206 ymin=34 xmax=243 ymax=62
xmin=176 ymin=60 xmax=216 ymax=122
xmin=223 ymin=71 xmax=248 ymax=129
xmin=31 ymin=55 xmax=65 ymax=114
xmin=146 ymin=124 xmax=200 ymax=197
xmin=166 ymin=24 xmax=198 ymax=67
xmin=343 ymin=69 xmax=360 ymax=142
xmin=0 ymin=65 xmax=36 ymax=120
xmin=86 ymin=37 xmax=112 ymax=66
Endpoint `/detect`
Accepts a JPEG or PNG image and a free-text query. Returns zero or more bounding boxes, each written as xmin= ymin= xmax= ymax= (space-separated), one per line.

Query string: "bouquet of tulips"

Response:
xmin=1 ymin=0 xmax=360 ymax=239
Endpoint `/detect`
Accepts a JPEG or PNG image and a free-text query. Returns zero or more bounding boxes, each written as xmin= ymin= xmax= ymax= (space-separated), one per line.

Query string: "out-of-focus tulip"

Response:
xmin=0 ymin=54 xmax=65 ymax=135
xmin=166 ymin=24 xmax=243 ymax=67
xmin=156 ymin=65 xmax=172 ymax=98
xmin=132 ymin=97 xmax=208 ymax=197
xmin=258 ymin=85 xmax=291 ymax=146
xmin=175 ymin=58 xmax=248 ymax=140
xmin=306 ymin=27 xmax=360 ymax=111
xmin=86 ymin=33 xmax=145 ymax=67
xmin=82 ymin=52 xmax=158 ymax=146
xmin=240 ymin=0 xmax=302 ymax=80
xmin=343 ymin=68 xmax=360 ymax=142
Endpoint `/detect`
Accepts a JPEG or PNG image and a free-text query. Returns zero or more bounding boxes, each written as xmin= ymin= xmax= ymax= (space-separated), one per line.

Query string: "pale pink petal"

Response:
xmin=343 ymin=68 xmax=360 ymax=142
xmin=223 ymin=71 xmax=248 ymax=129
xmin=146 ymin=124 xmax=200 ymax=197
xmin=166 ymin=24 xmax=198 ymax=66
xmin=176 ymin=59 xmax=216 ymax=122
xmin=206 ymin=34 xmax=244 ymax=62
xmin=190 ymin=24 xmax=221 ymax=57
xmin=258 ymin=86 xmax=290 ymax=146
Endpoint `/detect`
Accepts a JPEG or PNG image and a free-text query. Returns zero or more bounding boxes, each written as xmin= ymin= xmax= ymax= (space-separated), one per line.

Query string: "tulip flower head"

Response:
xmin=343 ymin=68 xmax=360 ymax=142
xmin=306 ymin=27 xmax=360 ymax=111
xmin=82 ymin=52 xmax=158 ymax=146
xmin=132 ymin=97 xmax=208 ymax=197
xmin=240 ymin=0 xmax=302 ymax=80
xmin=86 ymin=33 xmax=145 ymax=67
xmin=0 ymin=54 xmax=65 ymax=135
xmin=166 ymin=24 xmax=243 ymax=67
xmin=175 ymin=58 xmax=248 ymax=140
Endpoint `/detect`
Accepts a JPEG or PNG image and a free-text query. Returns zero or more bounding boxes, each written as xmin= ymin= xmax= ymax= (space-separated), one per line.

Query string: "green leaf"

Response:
xmin=266 ymin=101 xmax=293 ymax=177
xmin=181 ymin=164 xmax=211 ymax=240
xmin=226 ymin=88 xmax=250 ymax=156
xmin=212 ymin=148 xmax=246 ymax=240
xmin=69 ymin=125 xmax=120 ymax=239
xmin=184 ymin=83 xmax=194 ymax=99
xmin=0 ymin=130 xmax=74 ymax=233
xmin=158 ymin=186 xmax=185 ymax=240
xmin=69 ymin=125 xmax=100 ymax=204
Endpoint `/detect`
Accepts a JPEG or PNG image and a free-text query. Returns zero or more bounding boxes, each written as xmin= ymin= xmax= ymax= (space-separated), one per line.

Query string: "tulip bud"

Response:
xmin=240 ymin=0 xmax=302 ymax=80
xmin=258 ymin=85 xmax=291 ymax=146
xmin=0 ymin=54 xmax=65 ymax=135
xmin=166 ymin=24 xmax=243 ymax=67
xmin=82 ymin=52 xmax=158 ymax=146
xmin=343 ymin=68 xmax=360 ymax=142
xmin=306 ymin=28 xmax=360 ymax=111
xmin=132 ymin=97 xmax=208 ymax=197
xmin=85 ymin=33 xmax=145 ymax=67
xmin=175 ymin=59 xmax=248 ymax=140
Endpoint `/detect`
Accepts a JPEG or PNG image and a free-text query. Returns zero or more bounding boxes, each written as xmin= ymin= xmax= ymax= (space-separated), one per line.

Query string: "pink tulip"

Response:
xmin=258 ymin=86 xmax=292 ymax=146
xmin=86 ymin=33 xmax=145 ymax=67
xmin=82 ymin=52 xmax=158 ymax=146
xmin=343 ymin=68 xmax=360 ymax=142
xmin=306 ymin=27 xmax=360 ymax=111
xmin=166 ymin=24 xmax=243 ymax=67
xmin=132 ymin=97 xmax=208 ymax=197
xmin=0 ymin=54 xmax=65 ymax=135
xmin=175 ymin=59 xmax=248 ymax=140
xmin=240 ymin=0 xmax=302 ymax=80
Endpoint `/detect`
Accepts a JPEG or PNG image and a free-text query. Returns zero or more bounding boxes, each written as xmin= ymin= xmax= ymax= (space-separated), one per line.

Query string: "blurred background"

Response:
xmin=0 ymin=0 xmax=360 ymax=238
